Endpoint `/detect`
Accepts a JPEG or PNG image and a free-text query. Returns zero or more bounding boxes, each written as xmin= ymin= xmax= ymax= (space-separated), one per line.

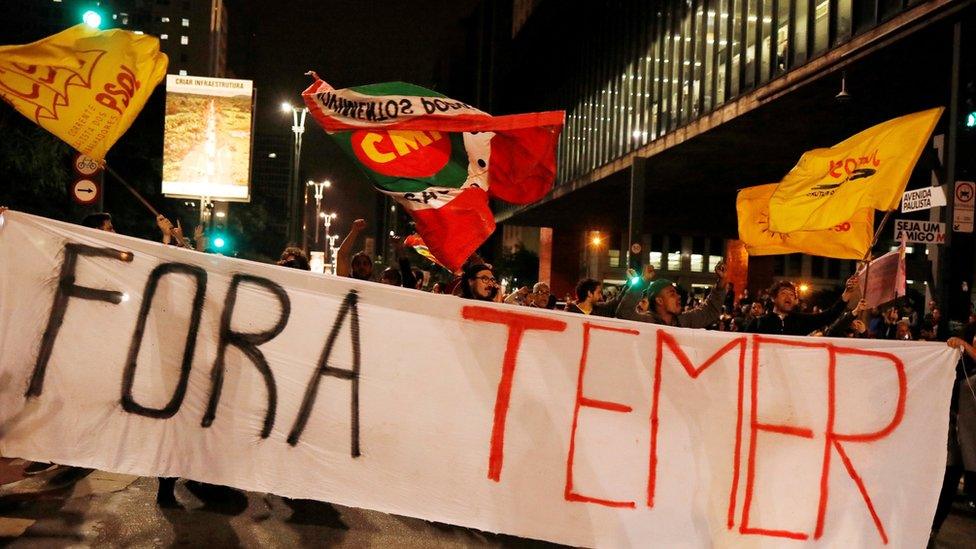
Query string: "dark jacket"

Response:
xmin=749 ymin=300 xmax=848 ymax=336
xmin=567 ymin=292 xmax=624 ymax=318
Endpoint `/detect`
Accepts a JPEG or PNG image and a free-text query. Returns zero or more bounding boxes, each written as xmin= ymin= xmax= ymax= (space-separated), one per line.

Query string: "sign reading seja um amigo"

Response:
xmin=0 ymin=211 xmax=960 ymax=548
xmin=894 ymin=219 xmax=946 ymax=244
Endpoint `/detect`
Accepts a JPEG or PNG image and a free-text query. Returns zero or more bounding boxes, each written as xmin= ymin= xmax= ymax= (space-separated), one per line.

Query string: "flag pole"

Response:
xmin=103 ymin=165 xmax=189 ymax=248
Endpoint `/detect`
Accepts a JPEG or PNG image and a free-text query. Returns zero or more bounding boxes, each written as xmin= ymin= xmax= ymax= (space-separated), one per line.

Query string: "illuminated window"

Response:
xmin=178 ymin=69 xmax=187 ymax=76
xmin=160 ymin=34 xmax=168 ymax=40
xmin=161 ymin=16 xmax=170 ymax=23
xmin=667 ymin=252 xmax=681 ymax=271
xmin=649 ymin=252 xmax=663 ymax=270
xmin=182 ymin=18 xmax=190 ymax=27
xmin=180 ymin=35 xmax=189 ymax=45
xmin=608 ymin=249 xmax=621 ymax=268
xmin=708 ymin=255 xmax=721 ymax=272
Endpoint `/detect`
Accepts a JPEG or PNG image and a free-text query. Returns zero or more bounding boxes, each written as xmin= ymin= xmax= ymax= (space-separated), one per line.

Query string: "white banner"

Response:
xmin=0 ymin=211 xmax=960 ymax=548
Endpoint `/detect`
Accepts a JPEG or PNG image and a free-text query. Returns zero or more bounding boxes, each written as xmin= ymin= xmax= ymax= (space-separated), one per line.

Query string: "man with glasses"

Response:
xmin=459 ymin=261 xmax=503 ymax=302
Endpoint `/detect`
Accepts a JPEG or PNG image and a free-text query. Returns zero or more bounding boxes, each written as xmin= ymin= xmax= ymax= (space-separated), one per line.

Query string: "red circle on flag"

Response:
xmin=351 ymin=130 xmax=451 ymax=178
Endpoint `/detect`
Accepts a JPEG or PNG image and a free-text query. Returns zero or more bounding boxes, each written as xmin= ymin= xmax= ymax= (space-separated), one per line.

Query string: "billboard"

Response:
xmin=162 ymin=75 xmax=254 ymax=201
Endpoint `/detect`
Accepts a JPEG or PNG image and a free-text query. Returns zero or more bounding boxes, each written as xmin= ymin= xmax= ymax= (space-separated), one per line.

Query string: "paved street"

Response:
xmin=0 ymin=460 xmax=553 ymax=548
xmin=1 ymin=459 xmax=974 ymax=547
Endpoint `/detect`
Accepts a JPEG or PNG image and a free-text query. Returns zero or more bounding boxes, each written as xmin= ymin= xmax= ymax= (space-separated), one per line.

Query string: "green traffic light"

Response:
xmin=967 ymin=112 xmax=976 ymax=128
xmin=82 ymin=10 xmax=102 ymax=28
xmin=213 ymin=237 xmax=226 ymax=249
xmin=630 ymin=276 xmax=641 ymax=284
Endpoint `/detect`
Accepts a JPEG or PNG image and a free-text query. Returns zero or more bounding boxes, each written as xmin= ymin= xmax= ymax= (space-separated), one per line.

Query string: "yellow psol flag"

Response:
xmin=0 ymin=24 xmax=168 ymax=161
xmin=738 ymin=183 xmax=873 ymax=260
xmin=767 ymin=107 xmax=943 ymax=233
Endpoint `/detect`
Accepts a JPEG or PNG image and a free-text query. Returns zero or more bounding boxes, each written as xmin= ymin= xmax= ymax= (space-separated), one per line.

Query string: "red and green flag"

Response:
xmin=302 ymin=75 xmax=563 ymax=272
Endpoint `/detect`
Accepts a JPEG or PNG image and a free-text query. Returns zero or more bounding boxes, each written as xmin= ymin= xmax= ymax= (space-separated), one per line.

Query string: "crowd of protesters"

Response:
xmin=3 ymin=207 xmax=975 ymax=535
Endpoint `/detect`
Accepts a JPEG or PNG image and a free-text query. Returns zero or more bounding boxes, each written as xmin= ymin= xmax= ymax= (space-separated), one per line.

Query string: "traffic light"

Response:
xmin=81 ymin=9 xmax=103 ymax=28
xmin=209 ymin=222 xmax=231 ymax=253
xmin=967 ymin=111 xmax=976 ymax=129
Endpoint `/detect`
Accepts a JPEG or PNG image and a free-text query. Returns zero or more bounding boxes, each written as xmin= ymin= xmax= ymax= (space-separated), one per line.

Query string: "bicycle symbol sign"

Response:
xmin=73 ymin=154 xmax=101 ymax=177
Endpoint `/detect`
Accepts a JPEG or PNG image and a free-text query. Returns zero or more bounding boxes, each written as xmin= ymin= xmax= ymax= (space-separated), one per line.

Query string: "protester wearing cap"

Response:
xmin=616 ymin=262 xmax=728 ymax=328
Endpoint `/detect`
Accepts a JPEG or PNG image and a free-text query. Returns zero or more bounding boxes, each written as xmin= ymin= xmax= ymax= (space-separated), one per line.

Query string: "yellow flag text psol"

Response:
xmin=737 ymin=183 xmax=873 ymax=260
xmin=767 ymin=107 xmax=942 ymax=233
xmin=0 ymin=24 xmax=168 ymax=161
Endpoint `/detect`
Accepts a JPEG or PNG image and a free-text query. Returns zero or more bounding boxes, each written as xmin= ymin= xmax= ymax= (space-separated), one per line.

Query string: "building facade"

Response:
xmin=487 ymin=0 xmax=974 ymax=318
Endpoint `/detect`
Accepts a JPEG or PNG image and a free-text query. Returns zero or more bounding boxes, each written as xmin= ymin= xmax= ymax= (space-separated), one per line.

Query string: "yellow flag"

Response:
xmin=767 ymin=107 xmax=942 ymax=233
xmin=0 ymin=24 xmax=168 ymax=161
xmin=738 ymin=183 xmax=873 ymax=260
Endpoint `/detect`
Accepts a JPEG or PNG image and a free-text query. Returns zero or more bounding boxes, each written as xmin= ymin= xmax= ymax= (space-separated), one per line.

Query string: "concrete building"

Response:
xmin=481 ymin=0 xmax=974 ymax=319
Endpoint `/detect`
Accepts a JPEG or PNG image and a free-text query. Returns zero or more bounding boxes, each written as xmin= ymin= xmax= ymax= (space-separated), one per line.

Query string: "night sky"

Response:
xmin=223 ymin=0 xmax=481 ymax=237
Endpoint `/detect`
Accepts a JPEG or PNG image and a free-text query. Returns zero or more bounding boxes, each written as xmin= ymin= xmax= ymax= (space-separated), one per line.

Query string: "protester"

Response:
xmin=457 ymin=259 xmax=503 ymax=302
xmin=748 ymin=277 xmax=859 ymax=336
xmin=277 ymin=246 xmax=311 ymax=270
xmin=81 ymin=212 xmax=115 ymax=232
xmin=870 ymin=306 xmax=901 ymax=339
xmin=926 ymin=307 xmax=949 ymax=341
xmin=380 ymin=267 xmax=402 ymax=285
xmin=155 ymin=215 xmax=197 ymax=249
xmin=335 ymin=218 xmax=373 ymax=280
xmin=617 ymin=262 xmax=728 ymax=328
xmin=932 ymin=336 xmax=976 ymax=540
xmin=741 ymin=301 xmax=765 ymax=332
xmin=895 ymin=319 xmax=913 ymax=340
xmin=529 ymin=282 xmax=553 ymax=308
xmin=566 ymin=278 xmax=622 ymax=317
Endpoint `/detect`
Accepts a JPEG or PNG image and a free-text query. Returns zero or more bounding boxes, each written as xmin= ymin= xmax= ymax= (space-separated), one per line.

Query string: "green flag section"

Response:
xmin=302 ymin=76 xmax=564 ymax=272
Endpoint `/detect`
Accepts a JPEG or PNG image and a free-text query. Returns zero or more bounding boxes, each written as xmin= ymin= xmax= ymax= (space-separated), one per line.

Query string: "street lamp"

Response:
xmin=321 ymin=212 xmax=337 ymax=267
xmin=306 ymin=179 xmax=331 ymax=250
xmin=282 ymin=102 xmax=308 ymax=245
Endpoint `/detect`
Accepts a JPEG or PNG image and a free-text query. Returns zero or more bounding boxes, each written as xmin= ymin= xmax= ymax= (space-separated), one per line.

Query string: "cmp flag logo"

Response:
xmin=351 ymin=129 xmax=451 ymax=178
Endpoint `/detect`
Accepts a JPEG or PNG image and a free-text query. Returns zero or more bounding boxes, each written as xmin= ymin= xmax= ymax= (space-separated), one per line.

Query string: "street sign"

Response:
xmin=894 ymin=219 xmax=945 ymax=244
xmin=901 ymin=186 xmax=946 ymax=213
xmin=71 ymin=178 xmax=100 ymax=206
xmin=953 ymin=180 xmax=974 ymax=233
xmin=630 ymin=242 xmax=642 ymax=254
xmin=73 ymin=153 xmax=101 ymax=177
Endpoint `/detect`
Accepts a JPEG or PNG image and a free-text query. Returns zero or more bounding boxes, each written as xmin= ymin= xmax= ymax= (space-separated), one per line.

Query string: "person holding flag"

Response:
xmin=0 ymin=23 xmax=182 ymax=245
